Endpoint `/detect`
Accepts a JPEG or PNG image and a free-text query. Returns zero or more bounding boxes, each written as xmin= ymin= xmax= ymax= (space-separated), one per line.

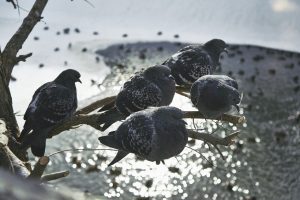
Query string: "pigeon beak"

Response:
xmin=77 ymin=78 xmax=82 ymax=83
xmin=234 ymin=104 xmax=240 ymax=113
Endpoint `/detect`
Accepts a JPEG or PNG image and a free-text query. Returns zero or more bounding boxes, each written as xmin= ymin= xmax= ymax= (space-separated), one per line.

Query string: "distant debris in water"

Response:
xmin=157 ymin=46 xmax=163 ymax=51
xmin=294 ymin=85 xmax=300 ymax=93
xmin=157 ymin=31 xmax=162 ymax=36
xmin=10 ymin=75 xmax=17 ymax=82
xmin=95 ymin=56 xmax=100 ymax=63
xmin=238 ymin=70 xmax=245 ymax=76
xmin=293 ymin=76 xmax=299 ymax=84
xmin=68 ymin=42 xmax=72 ymax=49
xmin=228 ymin=53 xmax=235 ymax=58
xmin=118 ymin=44 xmax=124 ymax=50
xmin=139 ymin=52 xmax=146 ymax=60
xmin=64 ymin=61 xmax=68 ymax=66
xmin=82 ymin=47 xmax=87 ymax=52
xmin=236 ymin=50 xmax=243 ymax=55
xmin=284 ymin=63 xmax=294 ymax=69
xmin=56 ymin=31 xmax=61 ymax=35
xmin=93 ymin=31 xmax=99 ymax=35
xmin=43 ymin=26 xmax=49 ymax=31
xmin=240 ymin=58 xmax=245 ymax=63
xmin=91 ymin=79 xmax=97 ymax=86
xmin=63 ymin=28 xmax=70 ymax=34
xmin=39 ymin=63 xmax=44 ymax=68
xmin=253 ymin=55 xmax=264 ymax=62
xmin=54 ymin=47 xmax=60 ymax=52
xmin=74 ymin=28 xmax=80 ymax=33
xmin=268 ymin=69 xmax=276 ymax=75
xmin=122 ymin=33 xmax=128 ymax=38
xmin=33 ymin=36 xmax=39 ymax=41
xmin=174 ymin=34 xmax=180 ymax=38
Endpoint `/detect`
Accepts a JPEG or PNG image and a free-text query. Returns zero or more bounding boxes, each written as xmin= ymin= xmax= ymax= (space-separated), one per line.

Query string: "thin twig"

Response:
xmin=76 ymin=95 xmax=116 ymax=115
xmin=41 ymin=171 xmax=69 ymax=182
xmin=47 ymin=148 xmax=117 ymax=157
xmin=27 ymin=156 xmax=49 ymax=179
xmin=183 ymin=111 xmax=246 ymax=124
xmin=187 ymin=130 xmax=240 ymax=146
xmin=2 ymin=0 xmax=48 ymax=83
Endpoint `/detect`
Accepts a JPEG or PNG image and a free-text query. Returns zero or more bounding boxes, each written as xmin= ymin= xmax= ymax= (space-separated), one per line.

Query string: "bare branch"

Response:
xmin=16 ymin=52 xmax=32 ymax=63
xmin=48 ymin=114 xmax=103 ymax=138
xmin=27 ymin=156 xmax=49 ymax=179
xmin=183 ymin=111 xmax=246 ymax=124
xmin=1 ymin=0 xmax=48 ymax=83
xmin=6 ymin=0 xmax=17 ymax=9
xmin=187 ymin=130 xmax=240 ymax=146
xmin=41 ymin=170 xmax=69 ymax=182
xmin=76 ymin=95 xmax=116 ymax=115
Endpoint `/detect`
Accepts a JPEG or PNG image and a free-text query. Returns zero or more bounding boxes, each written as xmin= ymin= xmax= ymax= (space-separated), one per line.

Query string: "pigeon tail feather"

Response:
xmin=98 ymin=134 xmax=121 ymax=149
xmin=31 ymin=138 xmax=46 ymax=157
xmin=108 ymin=150 xmax=129 ymax=166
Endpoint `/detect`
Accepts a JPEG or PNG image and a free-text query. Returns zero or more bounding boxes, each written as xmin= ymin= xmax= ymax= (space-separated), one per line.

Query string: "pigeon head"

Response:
xmin=204 ymin=39 xmax=228 ymax=59
xmin=54 ymin=69 xmax=82 ymax=86
xmin=144 ymin=65 xmax=176 ymax=105
xmin=144 ymin=65 xmax=175 ymax=86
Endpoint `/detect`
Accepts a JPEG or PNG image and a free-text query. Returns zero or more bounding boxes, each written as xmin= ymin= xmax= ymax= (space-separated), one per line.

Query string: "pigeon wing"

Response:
xmin=27 ymin=83 xmax=77 ymax=128
xmin=117 ymin=114 xmax=154 ymax=157
xmin=116 ymin=76 xmax=162 ymax=115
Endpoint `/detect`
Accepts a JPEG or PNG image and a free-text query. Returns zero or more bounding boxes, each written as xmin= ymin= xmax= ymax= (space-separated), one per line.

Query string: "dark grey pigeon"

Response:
xmin=99 ymin=106 xmax=188 ymax=166
xmin=19 ymin=69 xmax=81 ymax=157
xmin=162 ymin=39 xmax=227 ymax=86
xmin=115 ymin=65 xmax=176 ymax=116
xmin=98 ymin=65 xmax=176 ymax=130
xmin=190 ymin=75 xmax=241 ymax=118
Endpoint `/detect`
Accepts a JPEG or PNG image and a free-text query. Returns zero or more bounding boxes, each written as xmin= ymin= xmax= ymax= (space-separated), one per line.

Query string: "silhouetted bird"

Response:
xmin=20 ymin=69 xmax=81 ymax=157
xmin=99 ymin=106 xmax=188 ymax=166
xmin=190 ymin=75 xmax=241 ymax=118
xmin=163 ymin=39 xmax=228 ymax=86
xmin=98 ymin=65 xmax=176 ymax=130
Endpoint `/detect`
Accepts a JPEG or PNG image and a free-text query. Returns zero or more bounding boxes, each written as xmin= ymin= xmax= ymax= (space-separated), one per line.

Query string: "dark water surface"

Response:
xmin=44 ymin=41 xmax=300 ymax=200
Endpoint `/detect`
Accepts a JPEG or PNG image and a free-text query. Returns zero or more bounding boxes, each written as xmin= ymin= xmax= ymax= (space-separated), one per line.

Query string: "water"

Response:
xmin=42 ymin=42 xmax=300 ymax=200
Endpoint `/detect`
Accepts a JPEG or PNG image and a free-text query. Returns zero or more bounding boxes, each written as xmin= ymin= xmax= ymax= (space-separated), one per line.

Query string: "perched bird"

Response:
xmin=19 ymin=69 xmax=81 ymax=157
xmin=98 ymin=65 xmax=176 ymax=130
xmin=190 ymin=75 xmax=241 ymax=118
xmin=99 ymin=106 xmax=188 ymax=166
xmin=162 ymin=39 xmax=228 ymax=86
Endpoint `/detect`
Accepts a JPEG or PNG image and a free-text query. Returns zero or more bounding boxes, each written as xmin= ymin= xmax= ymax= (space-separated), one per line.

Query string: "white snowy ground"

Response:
xmin=0 ymin=0 xmax=299 ymax=127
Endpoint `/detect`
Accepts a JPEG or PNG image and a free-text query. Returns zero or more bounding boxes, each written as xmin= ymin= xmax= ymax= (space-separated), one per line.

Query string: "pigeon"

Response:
xmin=98 ymin=65 xmax=176 ymax=130
xmin=162 ymin=39 xmax=228 ymax=86
xmin=190 ymin=75 xmax=241 ymax=118
xmin=19 ymin=69 xmax=81 ymax=157
xmin=99 ymin=106 xmax=188 ymax=166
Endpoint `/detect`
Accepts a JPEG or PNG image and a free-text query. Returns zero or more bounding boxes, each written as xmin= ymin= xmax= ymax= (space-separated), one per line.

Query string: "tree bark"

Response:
xmin=0 ymin=0 xmax=48 ymax=161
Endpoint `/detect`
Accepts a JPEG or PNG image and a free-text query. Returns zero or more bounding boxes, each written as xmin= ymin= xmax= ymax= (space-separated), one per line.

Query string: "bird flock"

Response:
xmin=19 ymin=39 xmax=242 ymax=166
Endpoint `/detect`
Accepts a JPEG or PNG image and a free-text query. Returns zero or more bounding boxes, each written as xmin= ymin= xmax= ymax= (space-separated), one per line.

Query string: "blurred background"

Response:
xmin=1 ymin=0 xmax=300 ymax=199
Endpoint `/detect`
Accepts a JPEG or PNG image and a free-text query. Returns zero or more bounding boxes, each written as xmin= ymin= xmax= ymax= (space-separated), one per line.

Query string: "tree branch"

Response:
xmin=187 ymin=130 xmax=240 ymax=146
xmin=76 ymin=95 xmax=116 ymax=115
xmin=183 ymin=111 xmax=246 ymax=124
xmin=16 ymin=52 xmax=33 ymax=63
xmin=6 ymin=0 xmax=17 ymax=9
xmin=41 ymin=170 xmax=69 ymax=182
xmin=27 ymin=156 xmax=49 ymax=179
xmin=1 ymin=0 xmax=48 ymax=83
